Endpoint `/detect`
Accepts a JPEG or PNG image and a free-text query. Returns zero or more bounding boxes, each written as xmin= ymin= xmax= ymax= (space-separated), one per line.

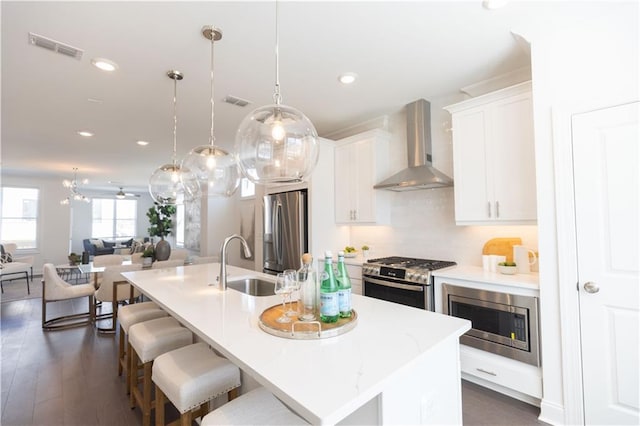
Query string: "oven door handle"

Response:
xmin=364 ymin=276 xmax=424 ymax=292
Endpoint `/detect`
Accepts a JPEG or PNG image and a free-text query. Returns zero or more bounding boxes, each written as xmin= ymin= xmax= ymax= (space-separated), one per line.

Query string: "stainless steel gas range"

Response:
xmin=362 ymin=256 xmax=456 ymax=311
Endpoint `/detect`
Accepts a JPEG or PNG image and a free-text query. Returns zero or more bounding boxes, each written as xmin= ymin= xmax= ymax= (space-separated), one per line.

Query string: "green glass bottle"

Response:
xmin=336 ymin=251 xmax=352 ymax=318
xmin=319 ymin=251 xmax=339 ymax=323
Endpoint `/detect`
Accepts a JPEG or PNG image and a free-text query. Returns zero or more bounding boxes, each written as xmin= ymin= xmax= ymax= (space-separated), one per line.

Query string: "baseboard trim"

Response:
xmin=461 ymin=374 xmax=541 ymax=407
xmin=539 ymin=399 xmax=565 ymax=426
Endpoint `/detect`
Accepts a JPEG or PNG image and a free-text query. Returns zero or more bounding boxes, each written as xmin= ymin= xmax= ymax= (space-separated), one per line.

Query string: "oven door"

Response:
xmin=363 ymin=275 xmax=432 ymax=311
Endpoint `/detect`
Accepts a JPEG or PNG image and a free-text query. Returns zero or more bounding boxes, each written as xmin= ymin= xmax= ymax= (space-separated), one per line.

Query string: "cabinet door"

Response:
xmin=334 ymin=143 xmax=355 ymax=223
xmin=451 ymin=109 xmax=491 ymax=222
xmin=352 ymin=138 xmax=376 ymax=222
xmin=488 ymin=94 xmax=537 ymax=222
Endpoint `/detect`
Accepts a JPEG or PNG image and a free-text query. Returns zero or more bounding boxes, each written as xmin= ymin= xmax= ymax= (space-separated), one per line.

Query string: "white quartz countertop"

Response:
xmin=122 ymin=263 xmax=470 ymax=425
xmin=432 ymin=265 xmax=539 ymax=291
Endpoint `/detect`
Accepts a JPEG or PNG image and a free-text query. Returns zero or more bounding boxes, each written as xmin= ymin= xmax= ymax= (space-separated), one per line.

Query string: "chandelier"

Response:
xmin=61 ymin=167 xmax=90 ymax=205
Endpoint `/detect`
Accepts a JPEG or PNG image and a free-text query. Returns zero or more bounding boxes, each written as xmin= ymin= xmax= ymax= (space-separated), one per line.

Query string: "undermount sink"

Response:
xmin=227 ymin=277 xmax=275 ymax=297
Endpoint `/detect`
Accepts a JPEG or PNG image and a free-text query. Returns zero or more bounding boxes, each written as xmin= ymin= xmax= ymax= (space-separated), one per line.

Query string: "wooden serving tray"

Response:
xmin=259 ymin=301 xmax=358 ymax=339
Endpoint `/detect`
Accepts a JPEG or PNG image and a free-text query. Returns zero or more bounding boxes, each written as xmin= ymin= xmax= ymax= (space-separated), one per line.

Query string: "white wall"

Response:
xmin=512 ymin=3 xmax=638 ymax=424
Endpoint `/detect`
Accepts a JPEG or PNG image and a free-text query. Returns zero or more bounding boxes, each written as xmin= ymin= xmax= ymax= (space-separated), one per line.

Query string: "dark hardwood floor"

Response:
xmin=1 ymin=288 xmax=545 ymax=426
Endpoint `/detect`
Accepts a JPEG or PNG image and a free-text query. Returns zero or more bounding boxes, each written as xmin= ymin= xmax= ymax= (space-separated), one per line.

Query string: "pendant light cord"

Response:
xmin=209 ymin=35 xmax=216 ymax=147
xmin=273 ymin=0 xmax=282 ymax=105
xmin=172 ymin=75 xmax=178 ymax=166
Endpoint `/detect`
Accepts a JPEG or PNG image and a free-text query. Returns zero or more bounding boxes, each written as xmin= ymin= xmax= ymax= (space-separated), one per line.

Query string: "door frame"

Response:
xmin=552 ymin=100 xmax=638 ymax=425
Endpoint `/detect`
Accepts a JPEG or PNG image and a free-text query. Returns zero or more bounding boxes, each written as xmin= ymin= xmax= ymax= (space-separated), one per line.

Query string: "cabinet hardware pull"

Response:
xmin=487 ymin=202 xmax=492 ymax=218
xmin=476 ymin=368 xmax=497 ymax=376
xmin=496 ymin=201 xmax=500 ymax=218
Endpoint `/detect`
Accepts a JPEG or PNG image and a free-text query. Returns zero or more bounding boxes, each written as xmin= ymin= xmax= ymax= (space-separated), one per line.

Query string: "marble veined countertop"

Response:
xmin=123 ymin=263 xmax=470 ymax=425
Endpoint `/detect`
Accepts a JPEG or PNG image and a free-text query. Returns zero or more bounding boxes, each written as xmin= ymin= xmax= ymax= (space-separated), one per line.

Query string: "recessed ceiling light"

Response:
xmin=91 ymin=57 xmax=118 ymax=72
xmin=482 ymin=0 xmax=509 ymax=10
xmin=338 ymin=72 xmax=358 ymax=85
xmin=77 ymin=131 xmax=94 ymax=137
xmin=136 ymin=140 xmax=149 ymax=146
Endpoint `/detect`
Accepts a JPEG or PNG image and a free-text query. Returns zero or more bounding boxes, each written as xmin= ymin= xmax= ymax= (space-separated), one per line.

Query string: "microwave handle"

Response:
xmin=364 ymin=276 xmax=424 ymax=292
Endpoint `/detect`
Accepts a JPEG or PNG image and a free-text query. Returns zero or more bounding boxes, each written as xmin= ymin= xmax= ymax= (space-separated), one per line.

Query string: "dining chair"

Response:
xmin=41 ymin=263 xmax=96 ymax=331
xmin=93 ymin=254 xmax=125 ymax=267
xmin=3 ymin=243 xmax=35 ymax=279
xmin=94 ymin=263 xmax=142 ymax=334
xmin=168 ymin=248 xmax=189 ymax=261
xmin=130 ymin=252 xmax=144 ymax=264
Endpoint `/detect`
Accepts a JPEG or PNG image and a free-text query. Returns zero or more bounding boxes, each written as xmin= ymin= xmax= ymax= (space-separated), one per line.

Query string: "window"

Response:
xmin=91 ymin=198 xmax=137 ymax=241
xmin=1 ymin=187 xmax=39 ymax=249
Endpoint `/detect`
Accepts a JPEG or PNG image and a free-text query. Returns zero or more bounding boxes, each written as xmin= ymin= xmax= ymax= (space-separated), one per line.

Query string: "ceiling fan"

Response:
xmin=115 ymin=187 xmax=140 ymax=199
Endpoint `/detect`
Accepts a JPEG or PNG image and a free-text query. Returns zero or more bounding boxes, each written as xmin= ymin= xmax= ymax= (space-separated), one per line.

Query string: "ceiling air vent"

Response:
xmin=223 ymin=95 xmax=251 ymax=108
xmin=28 ymin=32 xmax=83 ymax=60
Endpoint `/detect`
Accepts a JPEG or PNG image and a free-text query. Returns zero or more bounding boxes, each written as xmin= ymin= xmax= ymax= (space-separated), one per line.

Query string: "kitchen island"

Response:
xmin=122 ymin=263 xmax=470 ymax=425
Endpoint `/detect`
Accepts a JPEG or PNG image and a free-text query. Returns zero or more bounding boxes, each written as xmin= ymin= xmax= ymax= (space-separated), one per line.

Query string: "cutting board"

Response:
xmin=482 ymin=237 xmax=522 ymax=263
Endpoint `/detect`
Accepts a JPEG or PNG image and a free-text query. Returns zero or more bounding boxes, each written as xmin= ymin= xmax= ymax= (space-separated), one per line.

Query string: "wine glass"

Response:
xmin=283 ymin=269 xmax=299 ymax=317
xmin=274 ymin=273 xmax=292 ymax=323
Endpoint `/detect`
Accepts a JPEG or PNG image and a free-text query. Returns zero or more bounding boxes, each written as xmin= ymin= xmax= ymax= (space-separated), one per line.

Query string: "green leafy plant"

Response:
xmin=141 ymin=246 xmax=155 ymax=259
xmin=68 ymin=252 xmax=80 ymax=265
xmin=361 ymin=245 xmax=370 ymax=251
xmin=147 ymin=203 xmax=176 ymax=239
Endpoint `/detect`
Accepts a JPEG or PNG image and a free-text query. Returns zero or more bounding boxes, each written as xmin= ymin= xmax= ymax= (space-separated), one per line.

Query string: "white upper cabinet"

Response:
xmin=445 ymin=82 xmax=537 ymax=225
xmin=334 ymin=129 xmax=390 ymax=224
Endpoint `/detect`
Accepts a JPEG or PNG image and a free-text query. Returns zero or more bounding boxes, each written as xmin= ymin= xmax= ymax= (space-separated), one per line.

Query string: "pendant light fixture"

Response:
xmin=149 ymin=70 xmax=198 ymax=205
xmin=182 ymin=26 xmax=240 ymax=198
xmin=60 ymin=167 xmax=90 ymax=205
xmin=235 ymin=0 xmax=319 ymax=184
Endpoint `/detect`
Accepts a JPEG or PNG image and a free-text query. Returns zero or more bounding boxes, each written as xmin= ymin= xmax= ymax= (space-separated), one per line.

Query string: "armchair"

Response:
xmin=1 ymin=243 xmax=32 ymax=294
xmin=42 ymin=263 xmax=95 ymax=331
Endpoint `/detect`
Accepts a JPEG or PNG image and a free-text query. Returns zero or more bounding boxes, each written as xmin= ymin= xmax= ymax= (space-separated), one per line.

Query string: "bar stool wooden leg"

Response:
xmin=130 ymin=347 xmax=138 ymax=409
xmin=155 ymin=384 xmax=166 ymax=426
xmin=228 ymin=388 xmax=239 ymax=401
xmin=142 ymin=362 xmax=153 ymax=426
xmin=118 ymin=326 xmax=125 ymax=376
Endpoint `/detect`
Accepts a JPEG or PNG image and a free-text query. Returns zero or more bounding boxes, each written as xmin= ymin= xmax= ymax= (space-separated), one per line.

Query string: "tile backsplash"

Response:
xmin=349 ymin=188 xmax=539 ymax=266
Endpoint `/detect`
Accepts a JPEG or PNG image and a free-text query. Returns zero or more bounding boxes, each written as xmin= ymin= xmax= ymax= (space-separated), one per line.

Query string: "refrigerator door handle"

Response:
xmin=273 ymin=200 xmax=283 ymax=264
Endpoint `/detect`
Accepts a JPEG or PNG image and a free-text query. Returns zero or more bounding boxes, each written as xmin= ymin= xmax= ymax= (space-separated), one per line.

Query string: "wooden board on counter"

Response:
xmin=482 ymin=237 xmax=522 ymax=263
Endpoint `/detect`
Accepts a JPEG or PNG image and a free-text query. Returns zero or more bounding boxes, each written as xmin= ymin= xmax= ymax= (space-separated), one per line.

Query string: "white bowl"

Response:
xmin=498 ymin=265 xmax=517 ymax=275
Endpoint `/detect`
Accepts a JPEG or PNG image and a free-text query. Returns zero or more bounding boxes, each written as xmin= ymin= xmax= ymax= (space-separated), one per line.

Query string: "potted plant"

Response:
xmin=68 ymin=252 xmax=80 ymax=266
xmin=361 ymin=245 xmax=370 ymax=258
xmin=147 ymin=203 xmax=176 ymax=261
xmin=141 ymin=246 xmax=155 ymax=267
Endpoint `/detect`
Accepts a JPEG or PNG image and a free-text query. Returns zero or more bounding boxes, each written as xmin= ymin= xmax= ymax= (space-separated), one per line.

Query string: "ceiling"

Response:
xmin=1 ymin=1 xmax=554 ymax=194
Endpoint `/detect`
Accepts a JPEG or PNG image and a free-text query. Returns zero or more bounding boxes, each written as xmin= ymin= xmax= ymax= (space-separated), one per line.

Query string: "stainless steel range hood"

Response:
xmin=374 ymin=99 xmax=453 ymax=191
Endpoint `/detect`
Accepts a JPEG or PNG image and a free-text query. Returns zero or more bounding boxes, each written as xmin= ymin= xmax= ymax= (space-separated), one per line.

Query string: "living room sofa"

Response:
xmin=83 ymin=239 xmax=116 ymax=256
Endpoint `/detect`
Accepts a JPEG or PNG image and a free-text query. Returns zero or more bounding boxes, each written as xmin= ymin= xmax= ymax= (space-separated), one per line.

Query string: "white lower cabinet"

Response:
xmin=346 ymin=263 xmax=362 ymax=295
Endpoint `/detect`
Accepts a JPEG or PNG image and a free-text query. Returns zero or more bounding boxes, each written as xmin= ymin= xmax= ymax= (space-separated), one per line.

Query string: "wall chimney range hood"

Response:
xmin=374 ymin=99 xmax=453 ymax=191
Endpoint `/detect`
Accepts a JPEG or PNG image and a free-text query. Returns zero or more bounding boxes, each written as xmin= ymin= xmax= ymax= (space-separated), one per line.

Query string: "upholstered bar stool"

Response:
xmin=201 ymin=387 xmax=307 ymax=425
xmin=152 ymin=342 xmax=241 ymax=426
xmin=129 ymin=317 xmax=193 ymax=426
xmin=118 ymin=302 xmax=168 ymax=394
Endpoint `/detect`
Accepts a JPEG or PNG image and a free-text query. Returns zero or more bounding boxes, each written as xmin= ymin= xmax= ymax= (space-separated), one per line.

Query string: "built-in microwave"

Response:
xmin=442 ymin=283 xmax=541 ymax=367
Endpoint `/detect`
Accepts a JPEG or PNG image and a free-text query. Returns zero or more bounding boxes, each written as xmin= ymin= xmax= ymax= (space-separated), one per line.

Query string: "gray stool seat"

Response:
xmin=153 ymin=342 xmax=241 ymax=424
xmin=201 ymin=387 xmax=308 ymax=425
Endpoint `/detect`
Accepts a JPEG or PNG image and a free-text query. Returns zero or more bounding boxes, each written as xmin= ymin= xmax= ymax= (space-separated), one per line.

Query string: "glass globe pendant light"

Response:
xmin=149 ymin=70 xmax=198 ymax=205
xmin=235 ymin=0 xmax=319 ymax=184
xmin=182 ymin=26 xmax=239 ymax=198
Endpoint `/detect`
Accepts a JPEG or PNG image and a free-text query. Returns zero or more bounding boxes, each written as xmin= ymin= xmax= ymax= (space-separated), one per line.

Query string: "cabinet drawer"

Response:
xmin=346 ymin=264 xmax=362 ymax=280
xmin=460 ymin=345 xmax=542 ymax=399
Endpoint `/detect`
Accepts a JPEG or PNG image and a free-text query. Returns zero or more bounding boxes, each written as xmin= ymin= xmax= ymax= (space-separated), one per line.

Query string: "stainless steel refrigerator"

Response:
xmin=263 ymin=190 xmax=308 ymax=275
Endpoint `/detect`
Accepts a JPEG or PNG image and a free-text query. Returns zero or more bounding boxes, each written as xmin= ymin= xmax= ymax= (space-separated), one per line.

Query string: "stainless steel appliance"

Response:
xmin=263 ymin=190 xmax=308 ymax=275
xmin=442 ymin=283 xmax=541 ymax=366
xmin=362 ymin=257 xmax=456 ymax=311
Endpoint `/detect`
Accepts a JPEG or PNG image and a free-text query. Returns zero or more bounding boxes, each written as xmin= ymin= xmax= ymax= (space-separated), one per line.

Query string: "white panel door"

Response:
xmin=572 ymin=102 xmax=639 ymax=425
